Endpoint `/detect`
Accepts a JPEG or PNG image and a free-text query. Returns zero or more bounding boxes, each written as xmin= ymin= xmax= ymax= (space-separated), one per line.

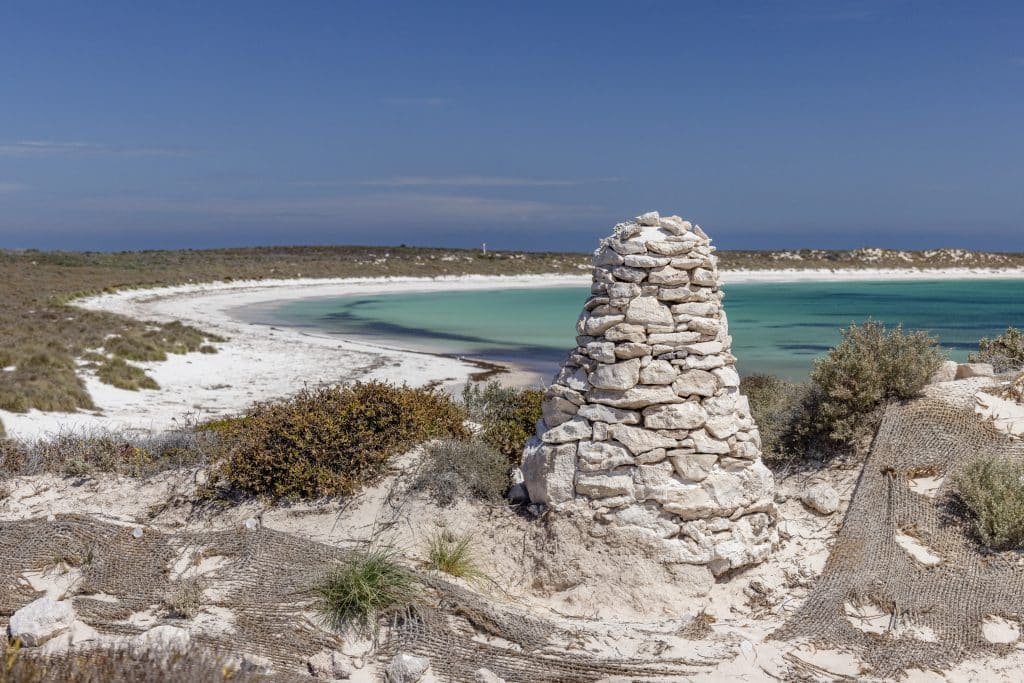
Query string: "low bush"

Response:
xmin=0 ymin=644 xmax=260 ymax=682
xmin=808 ymin=321 xmax=945 ymax=448
xmin=315 ymin=547 xmax=416 ymax=635
xmin=209 ymin=382 xmax=468 ymax=500
xmin=739 ymin=374 xmax=806 ymax=461
xmin=412 ymin=438 xmax=509 ymax=506
xmin=425 ymin=530 xmax=486 ymax=581
xmin=0 ymin=350 xmax=95 ymax=412
xmin=0 ymin=429 xmax=212 ymax=478
xmin=96 ymin=358 xmax=160 ymax=391
xmin=953 ymin=455 xmax=1024 ymax=550
xmin=462 ymin=381 xmax=543 ymax=461
xmin=970 ymin=326 xmax=1024 ymax=373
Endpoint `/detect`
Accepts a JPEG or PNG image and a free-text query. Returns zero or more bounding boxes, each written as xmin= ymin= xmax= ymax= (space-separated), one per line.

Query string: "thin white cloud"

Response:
xmin=357 ymin=175 xmax=621 ymax=188
xmin=80 ymin=192 xmax=602 ymax=222
xmin=0 ymin=140 xmax=189 ymax=157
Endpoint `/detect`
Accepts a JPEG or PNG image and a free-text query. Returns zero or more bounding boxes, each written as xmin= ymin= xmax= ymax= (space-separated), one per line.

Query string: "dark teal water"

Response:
xmin=254 ymin=280 xmax=1024 ymax=380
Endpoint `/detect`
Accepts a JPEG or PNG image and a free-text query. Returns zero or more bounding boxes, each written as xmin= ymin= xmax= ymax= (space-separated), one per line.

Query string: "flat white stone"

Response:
xmin=8 ymin=597 xmax=75 ymax=647
xmin=643 ymin=403 xmax=708 ymax=430
xmin=589 ymin=358 xmax=641 ymax=390
xmin=625 ymin=296 xmax=673 ymax=327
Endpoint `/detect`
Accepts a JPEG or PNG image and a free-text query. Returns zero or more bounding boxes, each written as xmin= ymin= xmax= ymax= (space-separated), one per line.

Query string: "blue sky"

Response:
xmin=1 ymin=1 xmax=1022 ymax=252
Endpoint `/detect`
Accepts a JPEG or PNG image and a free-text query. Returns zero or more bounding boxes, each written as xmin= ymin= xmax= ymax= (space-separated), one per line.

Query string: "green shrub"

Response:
xmin=739 ymin=374 xmax=804 ymax=460
xmin=953 ymin=455 xmax=1024 ymax=550
xmin=0 ymin=351 xmax=95 ymax=412
xmin=425 ymin=530 xmax=486 ymax=581
xmin=210 ymin=382 xmax=468 ymax=500
xmin=315 ymin=547 xmax=416 ymax=635
xmin=412 ymin=438 xmax=509 ymax=506
xmin=462 ymin=381 xmax=542 ymax=461
xmin=96 ymin=358 xmax=160 ymax=391
xmin=970 ymin=327 xmax=1024 ymax=373
xmin=808 ymin=321 xmax=944 ymax=447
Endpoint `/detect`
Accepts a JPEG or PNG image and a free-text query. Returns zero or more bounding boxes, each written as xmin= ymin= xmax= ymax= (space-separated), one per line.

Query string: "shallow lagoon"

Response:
xmin=255 ymin=279 xmax=1024 ymax=380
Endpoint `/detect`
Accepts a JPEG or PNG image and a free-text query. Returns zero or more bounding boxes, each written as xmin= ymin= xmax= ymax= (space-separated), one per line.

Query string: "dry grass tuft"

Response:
xmin=425 ymin=530 xmax=486 ymax=582
xmin=314 ymin=546 xmax=417 ymax=636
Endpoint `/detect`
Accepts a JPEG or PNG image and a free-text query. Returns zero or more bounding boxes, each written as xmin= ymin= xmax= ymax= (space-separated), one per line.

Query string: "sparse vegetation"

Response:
xmin=412 ymin=438 xmax=509 ymax=506
xmin=953 ymin=455 xmax=1024 ymax=551
xmin=0 ymin=429 xmax=213 ymax=479
xmin=314 ymin=547 xmax=417 ymax=635
xmin=208 ymin=382 xmax=468 ymax=500
xmin=970 ymin=326 xmax=1024 ymax=373
xmin=96 ymin=358 xmax=160 ymax=391
xmin=425 ymin=530 xmax=486 ymax=582
xmin=162 ymin=576 xmax=204 ymax=619
xmin=462 ymin=381 xmax=543 ymax=462
xmin=739 ymin=374 xmax=806 ymax=462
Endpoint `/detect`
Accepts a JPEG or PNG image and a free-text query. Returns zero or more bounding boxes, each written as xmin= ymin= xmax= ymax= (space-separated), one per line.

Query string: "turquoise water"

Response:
xmin=252 ymin=280 xmax=1024 ymax=380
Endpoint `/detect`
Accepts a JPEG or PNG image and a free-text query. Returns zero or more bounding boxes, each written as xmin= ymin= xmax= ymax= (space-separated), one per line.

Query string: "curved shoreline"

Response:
xmin=3 ymin=268 xmax=1024 ymax=440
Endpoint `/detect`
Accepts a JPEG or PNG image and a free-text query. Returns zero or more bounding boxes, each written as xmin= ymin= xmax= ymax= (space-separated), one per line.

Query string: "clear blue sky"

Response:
xmin=1 ymin=1 xmax=1022 ymax=252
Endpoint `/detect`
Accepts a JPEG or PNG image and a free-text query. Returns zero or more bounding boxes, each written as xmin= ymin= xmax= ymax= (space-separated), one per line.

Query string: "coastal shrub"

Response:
xmin=315 ymin=547 xmax=417 ymax=635
xmin=739 ymin=374 xmax=805 ymax=461
xmin=953 ymin=455 xmax=1024 ymax=550
xmin=412 ymin=438 xmax=509 ymax=506
xmin=0 ymin=429 xmax=212 ymax=478
xmin=425 ymin=530 xmax=486 ymax=581
xmin=970 ymin=326 xmax=1024 ymax=373
xmin=96 ymin=358 xmax=160 ymax=391
xmin=807 ymin=321 xmax=945 ymax=448
xmin=210 ymin=382 xmax=468 ymax=500
xmin=462 ymin=381 xmax=543 ymax=461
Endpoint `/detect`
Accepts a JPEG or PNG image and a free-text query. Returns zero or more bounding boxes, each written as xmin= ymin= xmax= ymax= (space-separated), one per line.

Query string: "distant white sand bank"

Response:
xmin=3 ymin=266 xmax=1024 ymax=440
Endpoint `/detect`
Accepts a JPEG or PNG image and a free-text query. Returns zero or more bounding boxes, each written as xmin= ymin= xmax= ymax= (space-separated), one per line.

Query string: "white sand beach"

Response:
xmin=3 ymin=266 xmax=1024 ymax=440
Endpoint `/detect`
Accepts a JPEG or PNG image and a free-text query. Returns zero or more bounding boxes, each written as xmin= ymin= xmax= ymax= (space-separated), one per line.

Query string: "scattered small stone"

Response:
xmin=386 ymin=653 xmax=430 ymax=683
xmin=8 ymin=597 xmax=76 ymax=647
xmin=307 ymin=649 xmax=354 ymax=678
xmin=244 ymin=517 xmax=259 ymax=530
xmin=801 ymin=482 xmax=840 ymax=515
xmin=132 ymin=526 xmax=144 ymax=539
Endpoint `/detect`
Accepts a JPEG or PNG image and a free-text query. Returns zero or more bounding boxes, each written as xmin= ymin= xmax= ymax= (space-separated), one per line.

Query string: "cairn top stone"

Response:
xmin=521 ymin=212 xmax=777 ymax=577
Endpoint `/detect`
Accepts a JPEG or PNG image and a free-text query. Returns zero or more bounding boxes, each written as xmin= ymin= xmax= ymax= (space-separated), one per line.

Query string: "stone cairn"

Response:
xmin=521 ymin=211 xmax=777 ymax=576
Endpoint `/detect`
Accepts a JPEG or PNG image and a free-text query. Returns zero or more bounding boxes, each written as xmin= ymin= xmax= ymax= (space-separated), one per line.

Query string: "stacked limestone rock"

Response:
xmin=522 ymin=211 xmax=777 ymax=576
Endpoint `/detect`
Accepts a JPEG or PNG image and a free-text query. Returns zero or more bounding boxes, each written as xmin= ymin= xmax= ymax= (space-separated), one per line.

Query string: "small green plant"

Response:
xmin=162 ymin=576 xmax=204 ymax=619
xmin=315 ymin=547 xmax=416 ymax=635
xmin=462 ymin=381 xmax=543 ymax=461
xmin=970 ymin=327 xmax=1024 ymax=373
xmin=953 ymin=455 xmax=1024 ymax=550
xmin=96 ymin=358 xmax=159 ymax=391
xmin=808 ymin=321 xmax=945 ymax=448
xmin=210 ymin=382 xmax=468 ymax=500
xmin=425 ymin=530 xmax=486 ymax=582
xmin=412 ymin=438 xmax=509 ymax=506
xmin=739 ymin=374 xmax=806 ymax=462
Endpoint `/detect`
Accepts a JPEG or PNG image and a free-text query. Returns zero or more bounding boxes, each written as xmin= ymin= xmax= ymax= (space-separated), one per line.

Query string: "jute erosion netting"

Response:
xmin=0 ymin=515 xmax=718 ymax=681
xmin=774 ymin=396 xmax=1024 ymax=678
